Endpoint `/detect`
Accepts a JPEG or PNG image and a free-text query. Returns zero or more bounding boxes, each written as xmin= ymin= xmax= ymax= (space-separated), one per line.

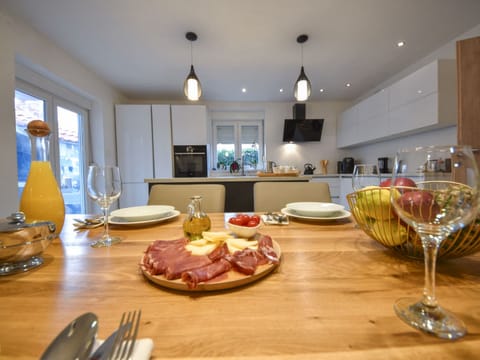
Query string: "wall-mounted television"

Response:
xmin=282 ymin=119 xmax=324 ymax=142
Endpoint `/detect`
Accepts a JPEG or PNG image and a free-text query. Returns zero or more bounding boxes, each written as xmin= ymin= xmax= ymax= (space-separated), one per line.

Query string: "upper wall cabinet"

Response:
xmin=337 ymin=59 xmax=457 ymax=148
xmin=171 ymin=105 xmax=208 ymax=145
xmin=336 ymin=104 xmax=358 ymax=148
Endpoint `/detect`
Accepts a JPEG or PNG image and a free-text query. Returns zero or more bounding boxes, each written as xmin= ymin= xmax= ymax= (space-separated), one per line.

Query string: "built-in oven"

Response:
xmin=173 ymin=145 xmax=208 ymax=177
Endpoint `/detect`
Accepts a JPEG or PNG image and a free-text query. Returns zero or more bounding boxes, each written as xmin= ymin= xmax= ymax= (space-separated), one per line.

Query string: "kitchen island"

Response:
xmin=146 ymin=175 xmax=312 ymax=212
xmin=1 ymin=214 xmax=479 ymax=359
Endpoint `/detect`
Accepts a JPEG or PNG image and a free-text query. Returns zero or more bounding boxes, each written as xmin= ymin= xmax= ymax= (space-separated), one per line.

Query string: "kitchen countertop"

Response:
xmin=2 ymin=214 xmax=479 ymax=359
xmin=145 ymin=175 xmax=314 ymax=183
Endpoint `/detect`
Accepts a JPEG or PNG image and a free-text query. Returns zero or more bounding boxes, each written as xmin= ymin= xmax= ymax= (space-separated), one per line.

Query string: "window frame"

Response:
xmin=211 ymin=115 xmax=264 ymax=173
xmin=15 ymin=78 xmax=91 ymax=213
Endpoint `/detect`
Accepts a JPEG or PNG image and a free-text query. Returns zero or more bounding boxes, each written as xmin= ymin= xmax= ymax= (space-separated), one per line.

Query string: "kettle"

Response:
xmin=266 ymin=160 xmax=277 ymax=173
xmin=304 ymin=163 xmax=316 ymax=175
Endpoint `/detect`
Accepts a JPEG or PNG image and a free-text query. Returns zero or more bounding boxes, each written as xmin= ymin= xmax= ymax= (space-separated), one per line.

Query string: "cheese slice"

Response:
xmin=186 ymin=243 xmax=217 ymax=256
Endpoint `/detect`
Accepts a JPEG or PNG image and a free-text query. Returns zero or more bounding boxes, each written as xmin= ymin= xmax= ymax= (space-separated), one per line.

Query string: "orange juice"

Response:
xmin=20 ymin=161 xmax=65 ymax=234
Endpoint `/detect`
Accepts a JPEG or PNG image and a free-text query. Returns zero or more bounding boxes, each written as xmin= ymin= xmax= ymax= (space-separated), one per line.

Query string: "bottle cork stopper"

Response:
xmin=27 ymin=120 xmax=50 ymax=137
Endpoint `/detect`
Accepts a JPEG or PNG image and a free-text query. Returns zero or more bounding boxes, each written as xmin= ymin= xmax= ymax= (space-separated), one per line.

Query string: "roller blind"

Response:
xmin=240 ymin=125 xmax=258 ymax=144
xmin=216 ymin=125 xmax=235 ymax=143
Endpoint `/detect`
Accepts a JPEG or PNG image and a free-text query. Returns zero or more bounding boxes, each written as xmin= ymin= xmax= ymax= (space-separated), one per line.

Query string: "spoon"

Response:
xmin=40 ymin=312 xmax=98 ymax=360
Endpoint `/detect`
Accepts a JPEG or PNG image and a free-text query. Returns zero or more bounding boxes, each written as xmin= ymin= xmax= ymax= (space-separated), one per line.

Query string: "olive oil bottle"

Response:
xmin=183 ymin=196 xmax=211 ymax=240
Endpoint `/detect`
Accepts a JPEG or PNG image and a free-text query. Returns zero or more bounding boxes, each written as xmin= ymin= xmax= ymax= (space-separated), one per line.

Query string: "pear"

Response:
xmin=370 ymin=219 xmax=408 ymax=246
xmin=355 ymin=186 xmax=400 ymax=220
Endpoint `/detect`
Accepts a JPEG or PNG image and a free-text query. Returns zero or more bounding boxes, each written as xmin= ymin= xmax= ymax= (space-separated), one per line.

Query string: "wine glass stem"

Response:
xmin=421 ymin=238 xmax=439 ymax=307
xmin=102 ymin=206 xmax=110 ymax=238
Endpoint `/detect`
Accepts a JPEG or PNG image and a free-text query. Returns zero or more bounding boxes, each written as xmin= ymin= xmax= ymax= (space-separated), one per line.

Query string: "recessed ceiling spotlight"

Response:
xmin=345 ymin=83 xmax=351 ymax=87
xmin=242 ymin=88 xmax=247 ymax=93
xmin=397 ymin=41 xmax=405 ymax=47
xmin=279 ymin=88 xmax=284 ymax=93
xmin=319 ymin=88 xmax=324 ymax=93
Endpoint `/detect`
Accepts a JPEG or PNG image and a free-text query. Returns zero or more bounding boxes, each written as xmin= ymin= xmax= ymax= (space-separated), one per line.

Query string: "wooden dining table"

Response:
xmin=1 ymin=212 xmax=480 ymax=359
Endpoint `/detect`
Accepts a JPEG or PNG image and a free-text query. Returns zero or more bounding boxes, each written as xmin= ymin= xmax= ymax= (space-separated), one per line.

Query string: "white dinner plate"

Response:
xmin=281 ymin=207 xmax=351 ymax=221
xmin=110 ymin=205 xmax=175 ymax=222
xmin=109 ymin=210 xmax=180 ymax=226
xmin=285 ymin=202 xmax=345 ymax=217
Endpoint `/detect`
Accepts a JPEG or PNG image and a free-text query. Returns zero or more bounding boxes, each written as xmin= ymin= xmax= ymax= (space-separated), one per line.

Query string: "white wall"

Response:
xmin=0 ymin=10 xmax=125 ymax=217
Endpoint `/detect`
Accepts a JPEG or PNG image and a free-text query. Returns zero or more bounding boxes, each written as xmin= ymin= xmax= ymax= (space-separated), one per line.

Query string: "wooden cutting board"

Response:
xmin=256 ymin=171 xmax=300 ymax=177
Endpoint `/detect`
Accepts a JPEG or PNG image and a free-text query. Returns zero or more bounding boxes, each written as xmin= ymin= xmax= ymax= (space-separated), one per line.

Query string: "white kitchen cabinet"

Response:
xmin=115 ymin=104 xmax=172 ymax=208
xmin=389 ymin=60 xmax=438 ymax=110
xmin=337 ymin=59 xmax=456 ymax=148
xmin=310 ymin=176 xmax=341 ymax=205
xmin=388 ymin=59 xmax=456 ymax=135
xmin=339 ymin=176 xmax=353 ymax=209
xmin=171 ymin=105 xmax=208 ymax=145
xmin=116 ymin=105 xmax=154 ymax=184
xmin=152 ymin=105 xmax=173 ymax=178
xmin=356 ymin=88 xmax=389 ymax=143
xmin=336 ymin=105 xmax=358 ymax=148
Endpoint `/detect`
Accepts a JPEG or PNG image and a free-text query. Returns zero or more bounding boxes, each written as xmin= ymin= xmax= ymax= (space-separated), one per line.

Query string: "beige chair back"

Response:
xmin=253 ymin=181 xmax=331 ymax=212
xmin=148 ymin=184 xmax=226 ymax=213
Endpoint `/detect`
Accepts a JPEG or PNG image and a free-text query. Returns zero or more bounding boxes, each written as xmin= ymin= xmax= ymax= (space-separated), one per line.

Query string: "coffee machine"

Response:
xmin=341 ymin=157 xmax=355 ymax=173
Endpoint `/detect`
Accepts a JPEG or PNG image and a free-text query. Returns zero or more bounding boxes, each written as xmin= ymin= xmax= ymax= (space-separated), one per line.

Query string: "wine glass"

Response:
xmin=390 ymin=145 xmax=480 ymax=339
xmin=352 ymin=164 xmax=380 ymax=191
xmin=87 ymin=165 xmax=122 ymax=248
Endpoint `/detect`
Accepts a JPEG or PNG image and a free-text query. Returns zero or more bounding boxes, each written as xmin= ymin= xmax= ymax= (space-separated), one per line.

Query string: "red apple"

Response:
xmin=394 ymin=177 xmax=417 ymax=188
xmin=380 ymin=178 xmax=392 ymax=187
xmin=381 ymin=177 xmax=417 ymax=190
xmin=396 ymin=190 xmax=439 ymax=222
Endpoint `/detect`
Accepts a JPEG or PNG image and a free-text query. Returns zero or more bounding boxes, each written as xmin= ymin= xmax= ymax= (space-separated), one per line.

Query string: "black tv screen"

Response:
xmin=283 ymin=119 xmax=324 ymax=142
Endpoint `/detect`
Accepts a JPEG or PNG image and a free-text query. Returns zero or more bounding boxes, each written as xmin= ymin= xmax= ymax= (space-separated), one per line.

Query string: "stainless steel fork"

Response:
xmin=108 ymin=310 xmax=141 ymax=360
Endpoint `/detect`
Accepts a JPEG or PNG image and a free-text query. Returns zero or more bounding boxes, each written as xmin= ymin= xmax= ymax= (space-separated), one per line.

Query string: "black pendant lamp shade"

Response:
xmin=294 ymin=34 xmax=312 ymax=102
xmin=184 ymin=31 xmax=202 ymax=101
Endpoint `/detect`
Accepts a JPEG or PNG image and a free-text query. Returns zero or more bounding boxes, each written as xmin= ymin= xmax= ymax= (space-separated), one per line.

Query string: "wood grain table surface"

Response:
xmin=1 ymin=213 xmax=480 ymax=359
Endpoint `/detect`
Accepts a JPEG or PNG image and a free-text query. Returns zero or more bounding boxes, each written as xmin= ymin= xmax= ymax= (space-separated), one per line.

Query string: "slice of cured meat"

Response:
xmin=142 ymin=238 xmax=212 ymax=279
xmin=164 ymin=254 xmax=212 ymax=280
xmin=227 ymin=248 xmax=261 ymax=275
xmin=181 ymin=259 xmax=232 ymax=289
xmin=208 ymin=242 xmax=230 ymax=262
xmin=257 ymin=235 xmax=280 ymax=264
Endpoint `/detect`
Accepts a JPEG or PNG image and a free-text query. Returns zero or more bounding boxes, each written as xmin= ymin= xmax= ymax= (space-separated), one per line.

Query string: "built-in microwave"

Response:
xmin=173 ymin=145 xmax=208 ymax=177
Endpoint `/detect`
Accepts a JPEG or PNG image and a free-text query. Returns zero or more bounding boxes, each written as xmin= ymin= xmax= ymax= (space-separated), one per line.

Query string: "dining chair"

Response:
xmin=148 ymin=184 xmax=226 ymax=212
xmin=253 ymin=181 xmax=331 ymax=212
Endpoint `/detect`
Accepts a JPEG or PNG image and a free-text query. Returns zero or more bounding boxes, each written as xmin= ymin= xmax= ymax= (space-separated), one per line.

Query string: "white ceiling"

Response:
xmin=2 ymin=0 xmax=480 ymax=102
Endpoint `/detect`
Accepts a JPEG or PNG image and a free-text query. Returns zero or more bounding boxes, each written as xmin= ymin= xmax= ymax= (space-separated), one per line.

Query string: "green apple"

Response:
xmin=356 ymin=186 xmax=400 ymax=220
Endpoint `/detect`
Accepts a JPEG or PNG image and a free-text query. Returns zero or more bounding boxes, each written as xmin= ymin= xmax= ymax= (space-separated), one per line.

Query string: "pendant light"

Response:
xmin=294 ymin=34 xmax=311 ymax=102
xmin=184 ymin=31 xmax=202 ymax=101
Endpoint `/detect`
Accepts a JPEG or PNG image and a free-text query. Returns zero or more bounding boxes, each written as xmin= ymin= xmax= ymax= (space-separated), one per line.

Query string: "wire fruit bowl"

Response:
xmin=347 ymin=188 xmax=480 ymax=260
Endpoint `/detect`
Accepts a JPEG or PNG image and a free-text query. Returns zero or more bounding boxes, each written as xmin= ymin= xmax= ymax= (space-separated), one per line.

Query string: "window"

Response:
xmin=212 ymin=116 xmax=264 ymax=172
xmin=15 ymin=80 xmax=89 ymax=214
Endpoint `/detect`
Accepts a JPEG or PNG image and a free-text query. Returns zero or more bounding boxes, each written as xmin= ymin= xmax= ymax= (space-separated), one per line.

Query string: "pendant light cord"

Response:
xmin=301 ymin=43 xmax=304 ymax=67
xmin=190 ymin=41 xmax=194 ymax=66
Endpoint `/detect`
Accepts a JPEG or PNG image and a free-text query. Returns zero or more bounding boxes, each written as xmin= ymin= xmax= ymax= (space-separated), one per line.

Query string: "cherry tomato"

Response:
xmin=246 ymin=219 xmax=259 ymax=227
xmin=228 ymin=217 xmax=244 ymax=226
xmin=250 ymin=215 xmax=261 ymax=224
xmin=238 ymin=214 xmax=251 ymax=226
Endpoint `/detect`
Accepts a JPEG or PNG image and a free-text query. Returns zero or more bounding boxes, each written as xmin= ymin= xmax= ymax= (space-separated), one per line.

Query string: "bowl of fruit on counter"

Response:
xmin=347 ymin=177 xmax=480 ymax=260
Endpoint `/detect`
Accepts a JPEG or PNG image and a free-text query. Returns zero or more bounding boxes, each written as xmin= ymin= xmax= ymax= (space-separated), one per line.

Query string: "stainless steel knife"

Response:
xmin=89 ymin=322 xmax=131 ymax=360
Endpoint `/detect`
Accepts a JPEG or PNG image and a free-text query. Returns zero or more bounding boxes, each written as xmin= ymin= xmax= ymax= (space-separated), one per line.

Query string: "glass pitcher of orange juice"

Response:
xmin=19 ymin=120 xmax=65 ymax=235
